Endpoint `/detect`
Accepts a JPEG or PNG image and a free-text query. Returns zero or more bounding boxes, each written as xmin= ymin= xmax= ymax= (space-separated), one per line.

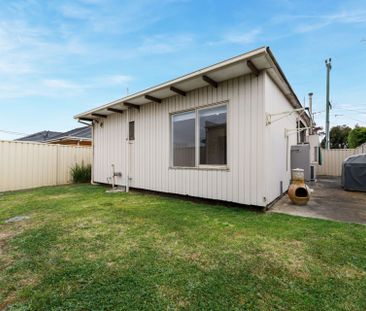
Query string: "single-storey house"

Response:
xmin=45 ymin=126 xmax=92 ymax=146
xmin=16 ymin=126 xmax=92 ymax=146
xmin=75 ymin=47 xmax=310 ymax=207
xmin=16 ymin=130 xmax=62 ymax=143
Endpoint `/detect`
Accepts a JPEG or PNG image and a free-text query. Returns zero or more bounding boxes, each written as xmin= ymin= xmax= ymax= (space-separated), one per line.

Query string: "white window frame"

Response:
xmin=170 ymin=110 xmax=196 ymax=168
xmin=170 ymin=101 xmax=229 ymax=170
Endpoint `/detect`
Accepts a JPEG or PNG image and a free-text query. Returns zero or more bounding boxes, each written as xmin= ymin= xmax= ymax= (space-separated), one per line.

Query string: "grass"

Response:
xmin=0 ymin=185 xmax=365 ymax=310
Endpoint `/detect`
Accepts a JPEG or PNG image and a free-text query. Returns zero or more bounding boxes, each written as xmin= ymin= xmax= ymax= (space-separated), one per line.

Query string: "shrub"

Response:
xmin=320 ymin=125 xmax=351 ymax=149
xmin=348 ymin=126 xmax=366 ymax=148
xmin=70 ymin=163 xmax=91 ymax=183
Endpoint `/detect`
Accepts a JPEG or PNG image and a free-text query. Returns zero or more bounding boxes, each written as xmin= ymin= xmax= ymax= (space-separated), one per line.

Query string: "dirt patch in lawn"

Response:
xmin=0 ymin=271 xmax=40 ymax=311
xmin=255 ymin=239 xmax=311 ymax=279
xmin=0 ymin=231 xmax=15 ymax=256
xmin=0 ymin=232 xmax=18 ymax=310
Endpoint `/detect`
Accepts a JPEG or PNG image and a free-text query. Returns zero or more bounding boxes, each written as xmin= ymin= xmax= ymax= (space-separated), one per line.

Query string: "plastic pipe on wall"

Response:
xmin=125 ymin=108 xmax=130 ymax=192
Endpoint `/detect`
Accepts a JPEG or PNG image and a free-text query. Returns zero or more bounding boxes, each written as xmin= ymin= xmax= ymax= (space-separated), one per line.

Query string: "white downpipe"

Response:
xmin=125 ymin=108 xmax=130 ymax=192
xmin=111 ymin=164 xmax=115 ymax=189
xmin=91 ymin=121 xmax=96 ymax=185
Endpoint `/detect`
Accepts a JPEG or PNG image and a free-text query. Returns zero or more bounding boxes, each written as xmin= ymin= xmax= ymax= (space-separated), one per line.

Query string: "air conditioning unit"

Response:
xmin=291 ymin=144 xmax=310 ymax=181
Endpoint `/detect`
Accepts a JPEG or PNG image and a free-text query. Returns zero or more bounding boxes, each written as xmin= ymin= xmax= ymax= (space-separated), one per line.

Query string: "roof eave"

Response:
xmin=45 ymin=136 xmax=92 ymax=143
xmin=265 ymin=47 xmax=310 ymax=125
xmin=74 ymin=46 xmax=268 ymax=119
xmin=75 ymin=46 xmax=309 ymax=125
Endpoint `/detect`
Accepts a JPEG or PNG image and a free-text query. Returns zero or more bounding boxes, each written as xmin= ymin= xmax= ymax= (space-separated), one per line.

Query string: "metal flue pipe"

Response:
xmin=325 ymin=59 xmax=332 ymax=149
xmin=308 ymin=92 xmax=313 ymax=135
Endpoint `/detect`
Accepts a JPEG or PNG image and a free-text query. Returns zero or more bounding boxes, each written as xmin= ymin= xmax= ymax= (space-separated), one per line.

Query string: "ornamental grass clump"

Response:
xmin=70 ymin=163 xmax=91 ymax=183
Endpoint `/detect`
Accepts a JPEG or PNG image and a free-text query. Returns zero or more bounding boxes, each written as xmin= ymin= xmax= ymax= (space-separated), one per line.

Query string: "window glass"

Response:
xmin=314 ymin=146 xmax=318 ymax=162
xmin=129 ymin=121 xmax=135 ymax=140
xmin=297 ymin=121 xmax=306 ymax=143
xmin=172 ymin=111 xmax=195 ymax=167
xmin=199 ymin=105 xmax=227 ymax=165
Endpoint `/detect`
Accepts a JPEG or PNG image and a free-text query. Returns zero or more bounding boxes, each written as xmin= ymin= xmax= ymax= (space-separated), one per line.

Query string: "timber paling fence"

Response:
xmin=0 ymin=140 xmax=92 ymax=192
xmin=317 ymin=142 xmax=366 ymax=176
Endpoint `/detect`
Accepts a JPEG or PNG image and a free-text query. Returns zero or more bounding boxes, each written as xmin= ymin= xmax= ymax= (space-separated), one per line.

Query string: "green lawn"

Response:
xmin=0 ymin=185 xmax=365 ymax=310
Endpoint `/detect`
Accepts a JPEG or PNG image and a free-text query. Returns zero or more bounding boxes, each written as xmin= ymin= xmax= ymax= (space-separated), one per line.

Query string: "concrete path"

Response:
xmin=271 ymin=177 xmax=366 ymax=225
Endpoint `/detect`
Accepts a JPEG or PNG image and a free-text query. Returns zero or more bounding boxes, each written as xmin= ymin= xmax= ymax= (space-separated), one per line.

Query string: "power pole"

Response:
xmin=308 ymin=92 xmax=313 ymax=135
xmin=325 ymin=58 xmax=332 ymax=149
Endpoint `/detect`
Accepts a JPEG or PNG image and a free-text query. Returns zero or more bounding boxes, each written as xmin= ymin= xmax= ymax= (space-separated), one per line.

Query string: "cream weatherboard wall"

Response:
xmin=92 ymin=113 xmax=127 ymax=186
xmin=263 ymin=72 xmax=300 ymax=204
xmin=93 ymin=73 xmax=268 ymax=206
xmin=92 ymin=71 xmax=301 ymax=207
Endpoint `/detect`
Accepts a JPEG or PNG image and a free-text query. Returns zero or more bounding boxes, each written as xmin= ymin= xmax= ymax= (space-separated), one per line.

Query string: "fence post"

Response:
xmin=56 ymin=144 xmax=60 ymax=185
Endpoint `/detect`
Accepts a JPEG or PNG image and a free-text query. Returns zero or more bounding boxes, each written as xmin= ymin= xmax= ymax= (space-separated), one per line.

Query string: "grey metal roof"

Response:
xmin=47 ymin=126 xmax=91 ymax=141
xmin=15 ymin=126 xmax=91 ymax=143
xmin=47 ymin=126 xmax=92 ymax=142
xmin=16 ymin=131 xmax=62 ymax=142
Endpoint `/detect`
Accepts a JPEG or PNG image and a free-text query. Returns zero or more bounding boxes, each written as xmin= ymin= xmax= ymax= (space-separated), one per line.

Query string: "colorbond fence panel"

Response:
xmin=0 ymin=140 xmax=92 ymax=192
xmin=317 ymin=143 xmax=366 ymax=176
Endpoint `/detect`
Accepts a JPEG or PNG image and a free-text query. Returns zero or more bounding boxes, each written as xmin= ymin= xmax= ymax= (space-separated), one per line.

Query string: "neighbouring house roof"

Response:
xmin=15 ymin=126 xmax=91 ymax=143
xmin=74 ymin=46 xmax=310 ymax=125
xmin=45 ymin=126 xmax=92 ymax=143
xmin=16 ymin=130 xmax=62 ymax=142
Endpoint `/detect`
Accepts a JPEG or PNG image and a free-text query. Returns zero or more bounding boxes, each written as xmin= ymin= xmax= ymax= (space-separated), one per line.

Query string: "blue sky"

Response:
xmin=0 ymin=0 xmax=365 ymax=140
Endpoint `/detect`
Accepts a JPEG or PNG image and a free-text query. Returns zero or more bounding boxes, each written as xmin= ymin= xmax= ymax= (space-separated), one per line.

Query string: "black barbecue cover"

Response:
xmin=341 ymin=154 xmax=366 ymax=192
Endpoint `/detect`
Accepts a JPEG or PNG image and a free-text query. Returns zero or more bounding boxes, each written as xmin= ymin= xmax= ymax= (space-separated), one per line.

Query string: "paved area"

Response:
xmin=271 ymin=177 xmax=366 ymax=225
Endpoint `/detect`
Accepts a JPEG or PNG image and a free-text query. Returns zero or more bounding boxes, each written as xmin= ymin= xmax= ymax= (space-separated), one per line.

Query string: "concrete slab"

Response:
xmin=5 ymin=216 xmax=30 ymax=223
xmin=270 ymin=177 xmax=366 ymax=225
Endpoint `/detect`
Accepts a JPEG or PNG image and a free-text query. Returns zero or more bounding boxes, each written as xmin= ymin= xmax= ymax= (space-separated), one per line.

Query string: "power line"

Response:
xmin=0 ymin=129 xmax=29 ymax=136
xmin=313 ymin=110 xmax=325 ymax=115
xmin=333 ymin=107 xmax=366 ymax=114
xmin=333 ymin=115 xmax=366 ymax=125
xmin=331 ymin=102 xmax=366 ymax=113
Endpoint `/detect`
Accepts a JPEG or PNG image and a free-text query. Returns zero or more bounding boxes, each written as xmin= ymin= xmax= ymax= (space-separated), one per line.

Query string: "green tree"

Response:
xmin=348 ymin=126 xmax=366 ymax=148
xmin=321 ymin=125 xmax=352 ymax=149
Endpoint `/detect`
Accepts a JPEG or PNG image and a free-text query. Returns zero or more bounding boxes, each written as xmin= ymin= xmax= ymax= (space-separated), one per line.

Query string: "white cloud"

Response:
xmin=137 ymin=34 xmax=194 ymax=54
xmin=273 ymin=10 xmax=366 ymax=33
xmin=0 ymin=61 xmax=32 ymax=75
xmin=43 ymin=79 xmax=80 ymax=90
xmin=223 ymin=28 xmax=262 ymax=44
xmin=0 ymin=19 xmax=90 ymax=80
xmin=98 ymin=75 xmax=134 ymax=85
xmin=78 ymin=0 xmax=104 ymax=4
xmin=0 ymin=20 xmax=46 ymax=51
xmin=59 ymin=4 xmax=92 ymax=20
xmin=56 ymin=0 xmax=164 ymax=34
xmin=207 ymin=28 xmax=261 ymax=46
xmin=0 ymin=1 xmax=187 ymax=101
xmin=0 ymin=73 xmax=135 ymax=99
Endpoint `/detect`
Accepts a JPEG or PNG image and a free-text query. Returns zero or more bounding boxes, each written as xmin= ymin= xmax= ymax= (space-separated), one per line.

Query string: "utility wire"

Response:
xmin=335 ymin=108 xmax=366 ymax=114
xmin=332 ymin=104 xmax=366 ymax=114
xmin=313 ymin=110 xmax=325 ymax=115
xmin=333 ymin=115 xmax=366 ymax=125
xmin=0 ymin=129 xmax=29 ymax=136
